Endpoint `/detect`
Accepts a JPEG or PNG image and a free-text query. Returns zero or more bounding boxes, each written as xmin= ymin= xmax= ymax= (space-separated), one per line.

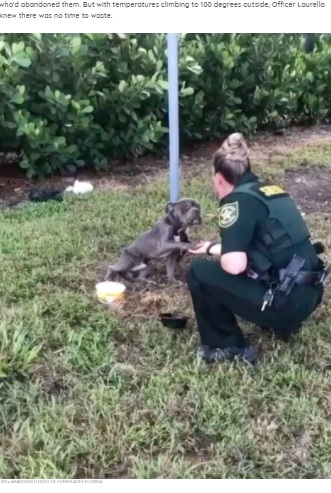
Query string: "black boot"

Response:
xmin=197 ymin=344 xmax=257 ymax=364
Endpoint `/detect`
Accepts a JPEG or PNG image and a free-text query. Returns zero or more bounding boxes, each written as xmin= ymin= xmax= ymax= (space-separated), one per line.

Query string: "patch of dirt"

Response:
xmin=246 ymin=124 xmax=331 ymax=163
xmin=180 ymin=124 xmax=331 ymax=167
xmin=181 ymin=431 xmax=217 ymax=461
xmin=0 ymin=162 xmax=162 ymax=211
xmin=31 ymin=362 xmax=69 ymax=398
xmin=0 ymin=145 xmax=170 ymax=210
xmin=73 ymin=462 xmax=130 ymax=479
xmin=287 ymin=432 xmax=315 ymax=467
xmin=2 ymin=124 xmax=331 ymax=210
xmin=284 ymin=167 xmax=331 ymax=214
xmin=102 ymin=256 xmax=193 ymax=321
xmin=98 ymin=464 xmax=130 ymax=479
xmin=254 ymin=413 xmax=280 ymax=439
xmin=111 ymin=280 xmax=190 ymax=322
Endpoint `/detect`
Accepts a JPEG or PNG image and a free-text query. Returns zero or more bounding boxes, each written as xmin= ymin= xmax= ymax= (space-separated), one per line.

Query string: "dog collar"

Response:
xmin=168 ymin=211 xmax=184 ymax=233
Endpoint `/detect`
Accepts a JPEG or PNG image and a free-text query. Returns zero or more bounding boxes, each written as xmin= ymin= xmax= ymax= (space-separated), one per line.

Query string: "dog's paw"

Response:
xmin=181 ymin=242 xmax=194 ymax=252
xmin=188 ymin=241 xmax=200 ymax=251
xmin=136 ymin=277 xmax=157 ymax=286
xmin=167 ymin=276 xmax=184 ymax=286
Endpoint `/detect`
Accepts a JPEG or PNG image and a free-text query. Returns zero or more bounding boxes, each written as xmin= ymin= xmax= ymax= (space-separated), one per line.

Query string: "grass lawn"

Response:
xmin=0 ymin=128 xmax=331 ymax=479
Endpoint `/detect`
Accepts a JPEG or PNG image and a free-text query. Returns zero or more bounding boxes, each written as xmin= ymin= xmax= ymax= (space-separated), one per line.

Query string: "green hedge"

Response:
xmin=0 ymin=33 xmax=331 ymax=177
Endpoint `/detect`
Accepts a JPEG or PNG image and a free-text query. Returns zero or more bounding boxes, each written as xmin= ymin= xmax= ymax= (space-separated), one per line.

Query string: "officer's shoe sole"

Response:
xmin=197 ymin=344 xmax=257 ymax=365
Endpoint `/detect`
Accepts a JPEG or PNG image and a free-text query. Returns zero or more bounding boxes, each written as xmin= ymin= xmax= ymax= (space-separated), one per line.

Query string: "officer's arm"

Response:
xmin=221 ymin=252 xmax=247 ymax=275
xmin=218 ymin=196 xmax=259 ymax=275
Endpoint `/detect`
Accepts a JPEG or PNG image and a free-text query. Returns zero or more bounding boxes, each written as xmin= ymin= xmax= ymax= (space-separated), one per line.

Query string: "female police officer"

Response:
xmin=187 ymin=132 xmax=327 ymax=364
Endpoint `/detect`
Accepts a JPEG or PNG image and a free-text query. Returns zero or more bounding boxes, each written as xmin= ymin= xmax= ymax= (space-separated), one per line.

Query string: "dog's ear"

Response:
xmin=165 ymin=202 xmax=175 ymax=213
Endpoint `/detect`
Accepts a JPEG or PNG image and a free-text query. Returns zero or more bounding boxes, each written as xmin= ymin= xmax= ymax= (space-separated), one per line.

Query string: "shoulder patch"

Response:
xmin=219 ymin=201 xmax=239 ymax=228
xmin=258 ymin=185 xmax=287 ymax=197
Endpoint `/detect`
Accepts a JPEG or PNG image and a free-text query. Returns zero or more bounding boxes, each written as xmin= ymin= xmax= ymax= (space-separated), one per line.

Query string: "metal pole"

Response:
xmin=167 ymin=33 xmax=180 ymax=202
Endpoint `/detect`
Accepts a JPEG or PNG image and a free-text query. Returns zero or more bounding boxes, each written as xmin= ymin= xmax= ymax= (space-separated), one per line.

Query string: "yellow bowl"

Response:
xmin=95 ymin=281 xmax=126 ymax=305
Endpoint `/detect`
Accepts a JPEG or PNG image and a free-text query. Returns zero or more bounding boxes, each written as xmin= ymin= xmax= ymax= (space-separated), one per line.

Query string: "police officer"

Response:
xmin=187 ymin=132 xmax=327 ymax=364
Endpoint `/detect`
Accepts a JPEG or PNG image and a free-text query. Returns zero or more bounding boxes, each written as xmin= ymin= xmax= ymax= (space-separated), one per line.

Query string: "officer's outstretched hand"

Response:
xmin=189 ymin=241 xmax=212 ymax=255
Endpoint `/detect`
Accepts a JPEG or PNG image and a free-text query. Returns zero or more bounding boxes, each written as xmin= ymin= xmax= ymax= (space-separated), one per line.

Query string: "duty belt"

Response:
xmin=260 ymin=254 xmax=328 ymax=312
xmin=278 ymin=265 xmax=330 ymax=286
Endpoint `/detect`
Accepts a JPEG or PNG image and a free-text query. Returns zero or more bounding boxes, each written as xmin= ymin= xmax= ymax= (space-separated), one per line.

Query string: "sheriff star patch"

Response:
xmin=219 ymin=201 xmax=239 ymax=228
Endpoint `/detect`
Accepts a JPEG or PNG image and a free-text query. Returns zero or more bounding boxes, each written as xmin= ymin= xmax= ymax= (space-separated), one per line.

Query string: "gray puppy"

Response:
xmin=104 ymin=198 xmax=201 ymax=283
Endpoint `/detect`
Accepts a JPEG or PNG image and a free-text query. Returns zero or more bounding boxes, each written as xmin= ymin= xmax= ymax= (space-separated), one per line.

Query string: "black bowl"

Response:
xmin=159 ymin=312 xmax=188 ymax=329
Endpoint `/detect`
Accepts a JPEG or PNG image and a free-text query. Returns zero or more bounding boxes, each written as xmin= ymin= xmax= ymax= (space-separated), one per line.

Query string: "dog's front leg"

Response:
xmin=151 ymin=241 xmax=191 ymax=259
xmin=165 ymin=252 xmax=181 ymax=283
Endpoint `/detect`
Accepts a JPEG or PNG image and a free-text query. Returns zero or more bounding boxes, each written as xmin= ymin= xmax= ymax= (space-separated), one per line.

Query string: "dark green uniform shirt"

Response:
xmin=218 ymin=172 xmax=318 ymax=271
xmin=219 ymin=172 xmax=267 ymax=255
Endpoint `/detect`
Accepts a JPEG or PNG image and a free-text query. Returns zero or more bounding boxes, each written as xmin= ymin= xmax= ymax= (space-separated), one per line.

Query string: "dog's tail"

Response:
xmin=313 ymin=241 xmax=325 ymax=255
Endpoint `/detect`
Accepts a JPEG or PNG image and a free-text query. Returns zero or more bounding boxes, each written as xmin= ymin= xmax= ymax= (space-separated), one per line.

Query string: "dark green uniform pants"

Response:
xmin=186 ymin=258 xmax=324 ymax=349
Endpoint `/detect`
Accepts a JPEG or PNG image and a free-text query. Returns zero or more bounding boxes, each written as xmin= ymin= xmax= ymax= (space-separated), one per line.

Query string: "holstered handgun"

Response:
xmin=277 ymin=255 xmax=306 ymax=296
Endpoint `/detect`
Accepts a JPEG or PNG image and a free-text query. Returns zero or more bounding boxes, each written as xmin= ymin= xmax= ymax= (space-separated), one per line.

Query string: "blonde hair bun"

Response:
xmin=220 ymin=132 xmax=249 ymax=162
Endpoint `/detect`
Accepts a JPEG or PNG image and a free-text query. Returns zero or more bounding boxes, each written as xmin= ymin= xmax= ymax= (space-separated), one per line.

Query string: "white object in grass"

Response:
xmin=65 ymin=180 xmax=94 ymax=194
